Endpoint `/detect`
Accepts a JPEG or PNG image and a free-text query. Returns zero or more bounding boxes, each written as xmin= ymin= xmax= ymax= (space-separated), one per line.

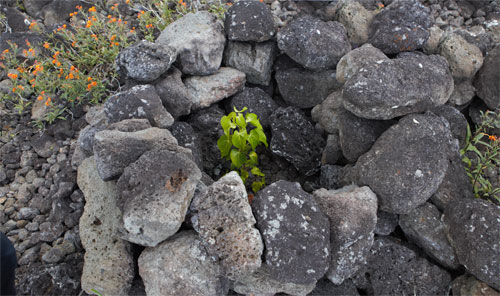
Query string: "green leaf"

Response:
xmin=221 ymin=115 xmax=232 ymax=135
xmin=240 ymin=168 xmax=249 ymax=183
xmin=473 ymin=132 xmax=485 ymax=144
xmin=248 ymin=129 xmax=260 ymax=151
xmin=251 ymin=166 xmax=265 ymax=177
xmin=233 ymin=106 xmax=248 ymax=113
xmin=217 ymin=134 xmax=232 ymax=158
xmin=467 ymin=145 xmax=483 ymax=158
xmin=252 ymin=181 xmax=264 ymax=193
xmin=248 ymin=151 xmax=258 ymax=166
xmin=236 ymin=113 xmax=246 ymax=130
xmin=256 ymin=129 xmax=268 ymax=147
xmin=232 ymin=130 xmax=246 ymax=149
xmin=230 ymin=149 xmax=246 ymax=168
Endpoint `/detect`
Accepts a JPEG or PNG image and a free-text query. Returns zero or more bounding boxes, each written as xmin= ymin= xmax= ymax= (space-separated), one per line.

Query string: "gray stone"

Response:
xmin=322 ymin=133 xmax=342 ymax=165
xmin=31 ymin=134 xmax=58 ymax=158
xmin=335 ymin=43 xmax=389 ymax=84
xmin=452 ymin=274 xmax=500 ymax=296
xmin=156 ymin=11 xmax=225 ymax=76
xmin=270 ymin=107 xmax=325 ymax=176
xmin=41 ymin=0 xmax=84 ymax=27
xmin=117 ymin=149 xmax=201 ymax=247
xmin=17 ymin=207 xmax=39 ymax=220
xmin=423 ymin=25 xmax=444 ymax=54
xmin=314 ymin=185 xmax=377 ymax=284
xmin=106 ymin=118 xmax=152 ymax=132
xmin=77 ymin=157 xmax=135 ymax=296
xmin=432 ymin=105 xmax=468 ymax=147
xmin=336 ymin=1 xmax=377 ymax=45
xmin=311 ymin=90 xmax=343 ymax=135
xmin=277 ymin=15 xmax=351 ymax=70
xmin=443 ymin=198 xmax=500 ymax=290
xmin=448 ymin=79 xmax=476 ymax=107
xmin=374 ymin=210 xmax=398 ymax=235
xmin=139 ymin=231 xmax=229 ymax=296
xmin=190 ymin=172 xmax=263 ymax=281
xmin=154 ymin=66 xmax=192 ymax=119
xmin=104 ymin=84 xmax=174 ymax=128
xmin=224 ymin=1 xmax=275 ymax=42
xmin=438 ymin=32 xmax=484 ymax=81
xmin=224 ymin=41 xmax=276 ymax=86
xmin=225 ymin=87 xmax=278 ymax=129
xmin=352 ymin=113 xmax=452 ymax=214
xmin=93 ymin=127 xmax=180 ymax=181
xmin=170 ymin=121 xmax=203 ymax=168
xmin=253 ymin=180 xmax=330 ymax=285
xmin=474 ymin=45 xmax=500 ymax=109
xmin=399 ymin=202 xmax=460 ymax=269
xmin=116 ymin=40 xmax=176 ymax=82
xmin=310 ymin=278 xmax=360 ymax=296
xmin=343 ymin=54 xmax=454 ymax=120
xmin=20 ymin=151 xmax=37 ymax=168
xmin=185 ymin=67 xmax=246 ymax=110
xmin=368 ymin=0 xmax=432 ymax=54
xmin=39 ymin=221 xmax=64 ymax=242
xmin=85 ymin=105 xmax=108 ymax=126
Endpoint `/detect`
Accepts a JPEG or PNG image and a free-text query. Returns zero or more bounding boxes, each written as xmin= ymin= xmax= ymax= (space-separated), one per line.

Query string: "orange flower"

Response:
xmin=91 ymin=34 xmax=98 ymax=40
xmin=16 ymin=67 xmax=24 ymax=73
xmin=87 ymin=80 xmax=97 ymax=90
xmin=28 ymin=21 xmax=37 ymax=30
xmin=37 ymin=95 xmax=44 ymax=101
xmin=377 ymin=3 xmax=384 ymax=9
xmin=45 ymin=97 xmax=52 ymax=106
xmin=43 ymin=42 xmax=50 ymax=49
xmin=89 ymin=6 xmax=96 ymax=12
xmin=53 ymin=51 xmax=60 ymax=58
xmin=126 ymin=0 xmax=130 ymax=4
xmin=76 ymin=5 xmax=83 ymax=10
xmin=489 ymin=135 xmax=497 ymax=141
xmin=3 ymin=49 xmax=9 ymax=54
xmin=17 ymin=85 xmax=24 ymax=91
xmin=110 ymin=35 xmax=116 ymax=41
xmin=146 ymin=23 xmax=153 ymax=29
xmin=71 ymin=41 xmax=76 ymax=47
xmin=12 ymin=87 xmax=16 ymax=92
xmin=7 ymin=73 xmax=18 ymax=80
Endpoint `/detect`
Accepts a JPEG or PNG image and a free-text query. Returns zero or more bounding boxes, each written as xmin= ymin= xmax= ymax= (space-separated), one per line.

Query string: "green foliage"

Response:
xmin=460 ymin=110 xmax=500 ymax=204
xmin=218 ymin=107 xmax=268 ymax=192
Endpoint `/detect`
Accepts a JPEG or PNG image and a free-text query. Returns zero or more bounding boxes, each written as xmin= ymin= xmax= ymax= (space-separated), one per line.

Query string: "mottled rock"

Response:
xmin=270 ymin=107 xmax=325 ymax=176
xmin=322 ymin=133 xmax=342 ymax=165
xmin=423 ymin=25 xmax=444 ymax=54
xmin=474 ymin=45 xmax=500 ymax=109
xmin=156 ymin=11 xmax=225 ymax=75
xmin=39 ymin=221 xmax=64 ymax=242
xmin=443 ymin=198 xmax=500 ymax=290
xmin=277 ymin=15 xmax=351 ymax=70
xmin=154 ymin=66 xmax=192 ymax=118
xmin=335 ymin=43 xmax=389 ymax=84
xmin=374 ymin=210 xmax=398 ymax=235
xmin=343 ymin=54 xmax=453 ymax=120
xmin=452 ymin=274 xmax=500 ymax=296
xmin=439 ymin=32 xmax=484 ymax=81
xmin=106 ymin=118 xmax=152 ymax=132
xmin=170 ymin=121 xmax=203 ymax=168
xmin=104 ymin=84 xmax=174 ymax=128
xmin=224 ymin=1 xmax=275 ymax=42
xmin=448 ymin=79 xmax=476 ymax=107
xmin=368 ymin=0 xmax=432 ymax=54
xmin=77 ymin=157 xmax=134 ymax=296
xmin=311 ymin=90 xmax=343 ymax=134
xmin=432 ymin=105 xmax=468 ymax=147
xmin=185 ymin=67 xmax=246 ymax=110
xmin=352 ymin=113 xmax=452 ymax=214
xmin=253 ymin=181 xmax=330 ymax=285
xmin=31 ymin=133 xmax=58 ymax=158
xmin=16 ymin=262 xmax=82 ymax=296
xmin=190 ymin=172 xmax=263 ymax=281
xmin=138 ymin=231 xmax=229 ymax=296
xmin=225 ymin=87 xmax=278 ymax=129
xmin=336 ymin=1 xmax=377 ymax=45
xmin=117 ymin=149 xmax=201 ymax=247
xmin=310 ymin=279 xmax=360 ymax=296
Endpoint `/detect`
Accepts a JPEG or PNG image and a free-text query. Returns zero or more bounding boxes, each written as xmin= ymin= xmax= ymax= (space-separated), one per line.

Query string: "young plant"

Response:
xmin=217 ymin=107 xmax=268 ymax=192
xmin=460 ymin=110 xmax=500 ymax=204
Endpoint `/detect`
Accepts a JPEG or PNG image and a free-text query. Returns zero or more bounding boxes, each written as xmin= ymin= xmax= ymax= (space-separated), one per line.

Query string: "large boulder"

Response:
xmin=117 ymin=149 xmax=201 ymax=247
xmin=103 ymin=85 xmax=174 ymax=128
xmin=352 ymin=113 xmax=452 ymax=214
xmin=313 ymin=185 xmax=378 ymax=284
xmin=190 ymin=172 xmax=263 ymax=281
xmin=343 ymin=54 xmax=453 ymax=120
xmin=77 ymin=157 xmax=135 ymax=296
xmin=253 ymin=181 xmax=330 ymax=285
xmin=225 ymin=87 xmax=278 ymax=129
xmin=154 ymin=66 xmax=192 ymax=119
xmin=474 ymin=45 xmax=500 ymax=109
xmin=443 ymin=198 xmax=500 ymax=290
xmin=156 ymin=11 xmax=225 ymax=75
xmin=224 ymin=1 xmax=275 ymax=42
xmin=335 ymin=43 xmax=389 ymax=84
xmin=270 ymin=107 xmax=325 ymax=176
xmin=438 ymin=32 xmax=484 ymax=81
xmin=185 ymin=67 xmax=246 ymax=110
xmin=138 ymin=231 xmax=229 ymax=296
xmin=277 ymin=15 xmax=351 ymax=70
xmin=368 ymin=0 xmax=432 ymax=54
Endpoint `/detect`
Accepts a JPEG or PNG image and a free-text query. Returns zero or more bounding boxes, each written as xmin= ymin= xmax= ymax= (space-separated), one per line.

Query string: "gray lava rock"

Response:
xmin=322 ymin=133 xmax=342 ymax=165
xmin=116 ymin=40 xmax=176 ymax=82
xmin=154 ymin=66 xmax=192 ymax=119
xmin=117 ymin=149 xmax=201 ymax=247
xmin=224 ymin=1 xmax=275 ymax=42
xmin=270 ymin=107 xmax=325 ymax=176
xmin=138 ymin=231 xmax=229 ymax=296
xmin=432 ymin=104 xmax=468 ymax=147
xmin=336 ymin=43 xmax=389 ymax=84
xmin=310 ymin=279 xmax=360 ymax=296
xmin=448 ymin=79 xmax=476 ymax=107
xmin=190 ymin=172 xmax=263 ymax=281
xmin=16 ymin=262 xmax=82 ymax=296
xmin=106 ymin=118 xmax=152 ymax=132
xmin=438 ymin=32 xmax=484 ymax=81
xmin=343 ymin=53 xmax=453 ymax=120
xmin=374 ymin=210 xmax=398 ymax=235
xmin=443 ymin=198 xmax=500 ymax=290
xmin=30 ymin=133 xmax=58 ymax=158
xmin=313 ymin=185 xmax=378 ymax=284
xmin=399 ymin=202 xmax=460 ymax=269
xmin=93 ymin=127 xmax=180 ymax=181
xmin=253 ymin=180 xmax=330 ymax=285
xmin=335 ymin=1 xmax=377 ymax=45
xmin=452 ymin=274 xmax=500 ymax=296
xmin=277 ymin=15 xmax=351 ymax=70
xmin=474 ymin=45 xmax=500 ymax=109
xmin=368 ymin=0 xmax=432 ymax=54
xmin=185 ymin=67 xmax=246 ymax=110
xmin=104 ymin=84 xmax=174 ymax=128
xmin=39 ymin=221 xmax=64 ymax=242
xmin=311 ymin=90 xmax=343 ymax=135
xmin=224 ymin=41 xmax=276 ymax=86
xmin=352 ymin=113 xmax=452 ymax=214
xmin=225 ymin=87 xmax=278 ymax=129
xmin=156 ymin=11 xmax=225 ymax=75
xmin=170 ymin=121 xmax=203 ymax=168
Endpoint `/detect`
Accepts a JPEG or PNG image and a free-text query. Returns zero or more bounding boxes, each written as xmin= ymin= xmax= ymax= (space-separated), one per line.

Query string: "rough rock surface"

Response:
xmin=103 ymin=84 xmax=174 ymax=128
xmin=310 ymin=279 xmax=360 ymax=296
xmin=154 ymin=66 xmax=192 ymax=119
xmin=448 ymin=79 xmax=476 ymax=107
xmin=253 ymin=180 xmax=330 ymax=285
xmin=93 ymin=127 xmax=180 ymax=181
xmin=224 ymin=1 xmax=275 ymax=42
xmin=374 ymin=210 xmax=398 ymax=235
xmin=474 ymin=45 xmax=500 ymax=109
xmin=116 ymin=40 xmax=176 ymax=82
xmin=270 ymin=107 xmax=325 ymax=176
xmin=336 ymin=1 xmax=377 ymax=45
xmin=439 ymin=32 xmax=484 ymax=81
xmin=156 ymin=11 xmax=225 ymax=75
xmin=443 ymin=198 xmax=500 ymax=290
xmin=225 ymin=87 xmax=278 ymax=129
xmin=343 ymin=54 xmax=454 ymax=120
xmin=170 ymin=121 xmax=203 ymax=168
xmin=277 ymin=15 xmax=350 ymax=70
xmin=452 ymin=274 xmax=500 ymax=296
xmin=336 ymin=43 xmax=389 ymax=84
xmin=313 ymin=185 xmax=377 ymax=284
xmin=138 ymin=231 xmax=229 ymax=296
xmin=368 ymin=0 xmax=432 ymax=54
xmin=190 ymin=172 xmax=263 ymax=281
xmin=77 ymin=157 xmax=134 ymax=296
xmin=399 ymin=202 xmax=460 ymax=269
xmin=352 ymin=113 xmax=452 ymax=214
xmin=185 ymin=67 xmax=246 ymax=110
xmin=311 ymin=90 xmax=343 ymax=135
